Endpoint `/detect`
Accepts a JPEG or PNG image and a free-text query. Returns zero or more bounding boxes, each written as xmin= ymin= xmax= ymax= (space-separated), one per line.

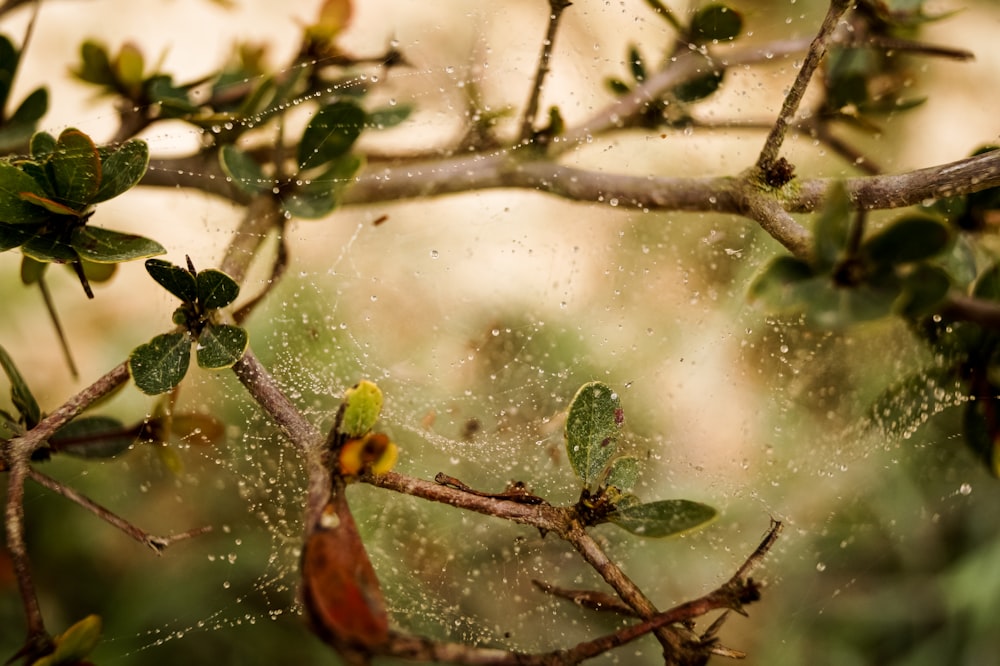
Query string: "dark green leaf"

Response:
xmin=690 ymin=4 xmax=743 ymax=43
xmin=973 ymin=262 xmax=1000 ymax=302
xmin=145 ymin=258 xmax=197 ymax=302
xmin=747 ymin=255 xmax=815 ymax=310
xmin=219 ymin=144 xmax=269 ymax=194
xmin=963 ymin=399 xmax=1000 ymax=477
xmin=0 ymin=87 xmax=48 ymax=151
xmin=21 ymin=231 xmax=78 ymax=263
xmin=92 ymin=139 xmax=149 ymax=203
xmin=73 ymin=40 xmax=115 ymax=86
xmin=51 ymin=415 xmax=134 ymax=458
xmin=20 ymin=255 xmax=46 ymax=283
xmin=70 ymin=226 xmax=165 ymax=263
xmin=603 ymin=456 xmax=640 ymax=493
xmin=606 ymin=78 xmax=631 ymax=95
xmin=196 ymin=268 xmax=240 ymax=309
xmin=144 ymin=75 xmax=198 ymax=115
xmin=565 ymin=381 xmax=622 ymax=488
xmin=0 ymin=162 xmax=51 ymax=224
xmin=18 ymin=191 xmax=80 ymax=216
xmin=50 ymin=128 xmax=101 ymax=209
xmin=129 ymin=332 xmax=191 ymax=395
xmin=672 ymin=67 xmax=723 ymax=103
xmin=628 ymin=44 xmax=646 ymax=82
xmin=863 ymin=214 xmax=951 ymax=266
xmin=610 ymin=499 xmax=717 ymax=537
xmin=297 ymin=100 xmax=366 ymax=171
xmin=0 ymin=222 xmax=40 ymax=251
xmin=30 ymin=131 xmax=57 ymax=160
xmin=196 ymin=323 xmax=248 ymax=369
xmin=825 ymin=48 xmax=874 ymax=110
xmin=815 ymin=181 xmax=852 ymax=270
xmin=896 ymin=264 xmax=950 ymax=318
xmin=281 ymin=155 xmax=362 ymax=219
xmin=0 ymin=35 xmax=17 ymax=110
xmin=0 ymin=343 xmax=41 ymax=428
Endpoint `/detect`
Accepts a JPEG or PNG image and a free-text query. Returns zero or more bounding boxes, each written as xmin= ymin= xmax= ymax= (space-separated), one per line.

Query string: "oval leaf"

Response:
xmin=219 ymin=144 xmax=269 ymax=194
xmin=129 ymin=332 xmax=191 ymax=395
xmin=973 ymin=262 xmax=1000 ymax=302
xmin=71 ymin=226 xmax=165 ymax=263
xmin=610 ymin=499 xmax=717 ymax=538
xmin=50 ymin=128 xmax=101 ymax=209
xmin=45 ymin=614 xmax=102 ymax=665
xmin=815 ymin=181 xmax=852 ymax=270
xmin=0 ymin=343 xmax=40 ymax=428
xmin=690 ymin=4 xmax=743 ymax=43
xmin=297 ymin=100 xmax=366 ymax=171
xmin=0 ymin=161 xmax=51 ymax=223
xmin=196 ymin=323 xmax=248 ymax=369
xmin=565 ymin=381 xmax=622 ymax=488
xmin=337 ymin=379 xmax=384 ymax=438
xmin=22 ymin=231 xmax=78 ymax=263
xmin=603 ymin=456 xmax=641 ymax=493
xmin=145 ymin=258 xmax=197 ymax=302
xmin=863 ymin=215 xmax=951 ymax=266
xmin=51 ymin=415 xmax=134 ymax=459
xmin=93 ymin=139 xmax=149 ymax=203
xmin=196 ymin=268 xmax=240 ymax=309
xmin=0 ymin=222 xmax=41 ymax=251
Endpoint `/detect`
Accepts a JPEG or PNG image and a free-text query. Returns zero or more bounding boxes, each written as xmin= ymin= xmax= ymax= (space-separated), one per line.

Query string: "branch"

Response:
xmin=518 ymin=0 xmax=573 ymax=143
xmin=756 ymin=0 xmax=851 ymax=171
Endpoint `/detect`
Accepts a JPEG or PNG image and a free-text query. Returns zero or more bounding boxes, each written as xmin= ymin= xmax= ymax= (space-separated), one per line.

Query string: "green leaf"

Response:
xmin=18 ymin=191 xmax=80 ymax=216
xmin=0 ymin=35 xmax=17 ymax=110
xmin=896 ymin=264 xmax=951 ymax=318
xmin=129 ymin=332 xmax=191 ymax=395
xmin=603 ymin=456 xmax=640 ymax=493
xmin=973 ymin=262 xmax=1000 ymax=302
xmin=70 ymin=226 xmax=165 ymax=263
xmin=196 ymin=268 xmax=240 ymax=309
xmin=0 ymin=87 xmax=48 ymax=151
xmin=19 ymin=255 xmax=46 ymax=284
xmin=747 ymin=255 xmax=815 ymax=310
xmin=145 ymin=258 xmax=197 ymax=302
xmin=93 ymin=139 xmax=149 ymax=203
xmin=114 ymin=42 xmax=145 ymax=94
xmin=281 ymin=154 xmax=362 ymax=219
xmin=30 ymin=131 xmax=57 ymax=160
xmin=73 ymin=40 xmax=115 ymax=86
xmin=628 ymin=44 xmax=646 ymax=82
xmin=337 ymin=379 xmax=384 ymax=438
xmin=196 ymin=323 xmax=248 ymax=369
xmin=690 ymin=4 xmax=743 ymax=43
xmin=672 ymin=66 xmax=724 ymax=103
xmin=50 ymin=128 xmax=101 ymax=210
xmin=21 ymin=231 xmax=78 ymax=263
xmin=0 ymin=162 xmax=51 ymax=224
xmin=77 ymin=257 xmax=118 ymax=283
xmin=863 ymin=215 xmax=951 ymax=266
xmin=815 ymin=181 xmax=852 ymax=270
xmin=51 ymin=416 xmax=134 ymax=458
xmin=0 ymin=343 xmax=41 ymax=428
xmin=219 ymin=144 xmax=269 ymax=194
xmin=610 ymin=499 xmax=717 ymax=538
xmin=0 ymin=222 xmax=40 ymax=251
xmin=565 ymin=381 xmax=623 ymax=488
xmin=366 ymin=104 xmax=413 ymax=129
xmin=297 ymin=100 xmax=366 ymax=171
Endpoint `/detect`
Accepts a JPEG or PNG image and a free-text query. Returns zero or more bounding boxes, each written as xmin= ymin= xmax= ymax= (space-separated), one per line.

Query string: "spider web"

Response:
xmin=2 ymin=1 xmax=1000 ymax=665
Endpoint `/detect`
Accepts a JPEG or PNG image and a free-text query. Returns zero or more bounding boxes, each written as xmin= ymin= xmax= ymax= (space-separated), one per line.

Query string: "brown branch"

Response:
xmin=4 ymin=458 xmax=47 ymax=650
xmin=27 ymin=468 xmax=212 ymax=553
xmin=518 ymin=0 xmax=573 ymax=144
xmin=756 ymin=0 xmax=852 ymax=172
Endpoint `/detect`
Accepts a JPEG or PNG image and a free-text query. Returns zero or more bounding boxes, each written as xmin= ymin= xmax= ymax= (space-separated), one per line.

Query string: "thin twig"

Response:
xmin=27 ymin=468 xmax=212 ymax=553
xmin=518 ymin=0 xmax=573 ymax=144
xmin=756 ymin=0 xmax=852 ymax=172
xmin=4 ymin=459 xmax=47 ymax=647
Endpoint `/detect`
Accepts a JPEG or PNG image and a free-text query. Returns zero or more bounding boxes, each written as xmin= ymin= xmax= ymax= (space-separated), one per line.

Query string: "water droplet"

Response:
xmin=959 ymin=483 xmax=972 ymax=495
xmin=816 ymin=562 xmax=826 ymax=572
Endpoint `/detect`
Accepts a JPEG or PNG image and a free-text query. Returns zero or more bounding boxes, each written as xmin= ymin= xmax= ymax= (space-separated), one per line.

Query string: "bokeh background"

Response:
xmin=2 ymin=0 xmax=1000 ymax=664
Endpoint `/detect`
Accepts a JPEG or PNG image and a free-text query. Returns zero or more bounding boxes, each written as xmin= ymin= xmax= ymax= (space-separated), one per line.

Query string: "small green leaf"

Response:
xmin=0 ymin=343 xmax=41 ymax=428
xmin=30 ymin=131 xmax=57 ymax=160
xmin=114 ymin=42 xmax=145 ymax=93
xmin=748 ymin=255 xmax=815 ymax=310
xmin=73 ymin=40 xmax=115 ymax=86
xmin=690 ymin=4 xmax=743 ymax=43
xmin=0 ymin=161 xmax=51 ymax=224
xmin=607 ymin=78 xmax=631 ymax=95
xmin=863 ymin=215 xmax=951 ymax=266
xmin=815 ymin=181 xmax=853 ymax=270
xmin=129 ymin=332 xmax=191 ymax=395
xmin=196 ymin=323 xmax=248 ymax=369
xmin=196 ymin=268 xmax=240 ymax=309
xmin=297 ymin=100 xmax=366 ymax=171
xmin=22 ymin=231 xmax=78 ymax=263
xmin=18 ymin=191 xmax=80 ymax=216
xmin=603 ymin=456 xmax=641 ymax=493
xmin=281 ymin=155 xmax=362 ymax=219
xmin=71 ymin=226 xmax=165 ymax=263
xmin=145 ymin=258 xmax=197 ymax=302
xmin=672 ymin=66 xmax=724 ymax=103
xmin=973 ymin=262 xmax=1000 ymax=302
xmin=337 ymin=379 xmax=384 ymax=438
xmin=50 ymin=128 xmax=101 ymax=209
xmin=219 ymin=144 xmax=270 ymax=194
xmin=565 ymin=381 xmax=622 ymax=488
xmin=896 ymin=264 xmax=950 ymax=318
xmin=51 ymin=415 xmax=134 ymax=458
xmin=628 ymin=44 xmax=646 ymax=82
xmin=610 ymin=499 xmax=717 ymax=537
xmin=0 ymin=87 xmax=48 ymax=151
xmin=93 ymin=139 xmax=149 ymax=203
xmin=19 ymin=255 xmax=46 ymax=284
